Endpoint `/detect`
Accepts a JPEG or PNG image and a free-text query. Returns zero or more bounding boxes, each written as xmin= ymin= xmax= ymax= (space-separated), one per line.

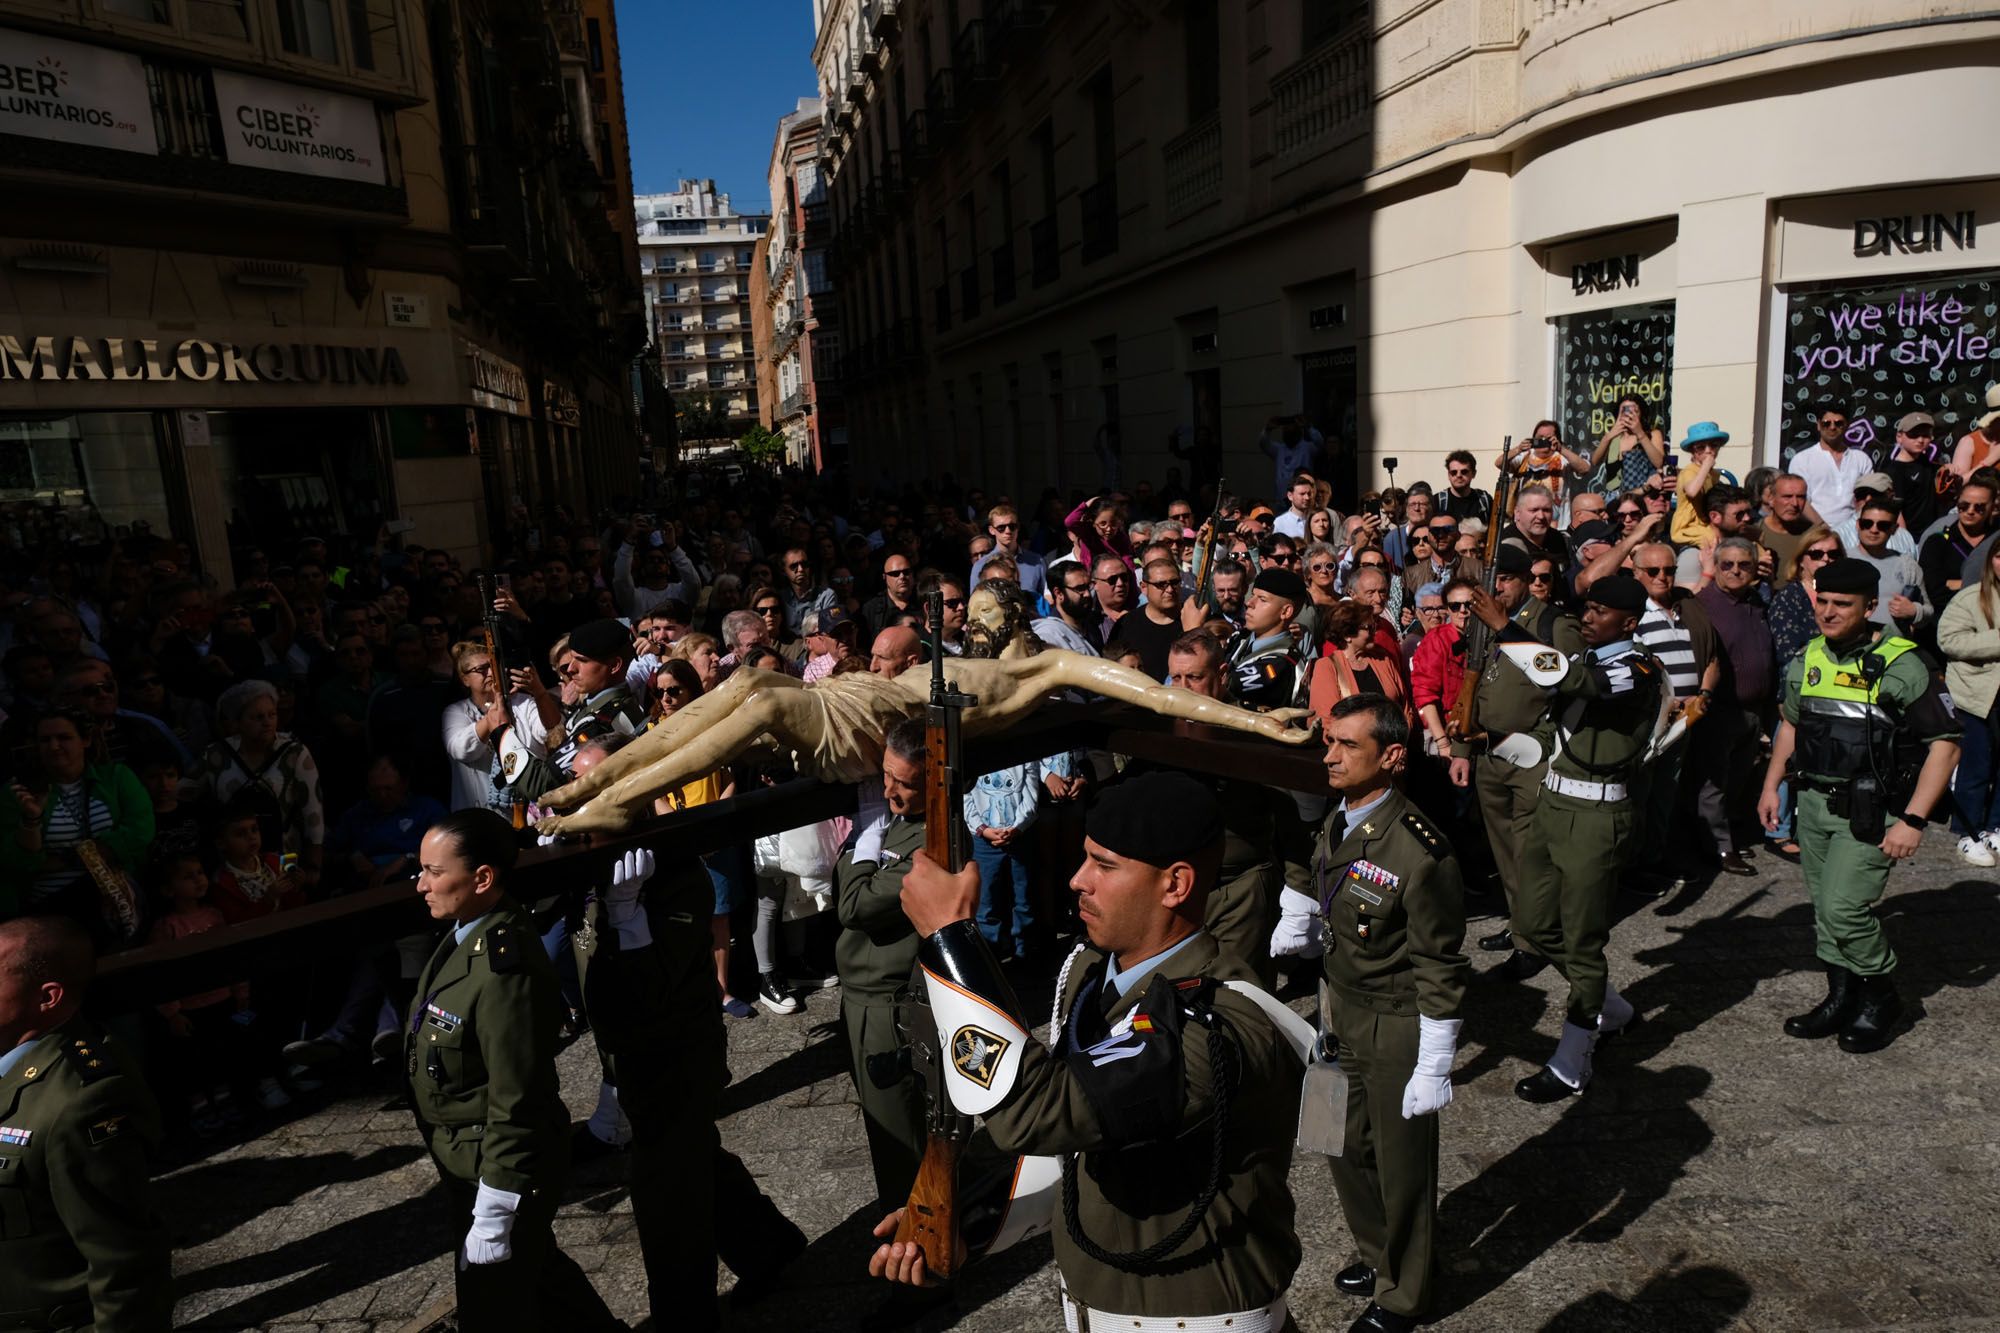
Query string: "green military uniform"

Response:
xmin=982 ymin=932 xmax=1303 ymax=1321
xmin=406 ymin=898 xmax=616 ymax=1331
xmin=1782 ymin=632 xmax=1958 ymax=977
xmin=1515 ymin=638 xmax=1661 ymax=1026
xmin=567 ymin=859 xmax=800 ymax=1331
xmin=1456 ymin=594 xmax=1584 ymax=954
xmin=834 ymin=813 xmax=931 ymax=1208
xmin=0 ymin=1019 xmax=170 ymax=1332
xmin=1315 ymin=789 xmax=1467 ymax=1321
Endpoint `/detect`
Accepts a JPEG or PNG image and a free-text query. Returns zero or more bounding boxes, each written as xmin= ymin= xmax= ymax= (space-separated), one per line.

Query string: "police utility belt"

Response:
xmin=1062 ymin=1284 xmax=1288 ymax=1333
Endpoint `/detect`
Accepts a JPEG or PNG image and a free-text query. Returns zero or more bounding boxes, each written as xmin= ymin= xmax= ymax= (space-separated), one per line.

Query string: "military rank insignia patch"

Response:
xmin=425 ymin=1003 xmax=463 ymax=1033
xmin=950 ymin=1024 xmax=1012 ymax=1090
xmin=0 ymin=1126 xmax=30 ymax=1146
xmin=87 ymin=1116 xmax=127 ymax=1145
xmin=1534 ymin=650 xmax=1561 ymax=673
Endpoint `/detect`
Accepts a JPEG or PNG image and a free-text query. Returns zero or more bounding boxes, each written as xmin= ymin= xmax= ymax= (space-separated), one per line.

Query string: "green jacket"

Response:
xmin=1315 ymin=789 xmax=1468 ymax=1022
xmin=406 ymin=898 xmax=569 ymax=1194
xmin=983 ymin=933 xmax=1302 ymax=1318
xmin=1452 ymin=593 xmax=1584 ymax=754
xmin=1535 ymin=640 xmax=1662 ymax=791
xmin=834 ymin=816 xmax=928 ymax=1001
xmin=0 ymin=1017 xmax=171 ymax=1332
xmin=569 ymin=858 xmax=727 ymax=1099
xmin=0 ymin=764 xmax=156 ymax=915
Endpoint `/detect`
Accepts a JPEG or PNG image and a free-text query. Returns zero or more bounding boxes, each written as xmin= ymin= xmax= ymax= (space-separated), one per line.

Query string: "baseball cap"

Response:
xmin=1853 ymin=471 xmax=1896 ymax=496
xmin=1895 ymin=411 xmax=1935 ymax=433
xmin=1246 ymin=505 xmax=1277 ymax=523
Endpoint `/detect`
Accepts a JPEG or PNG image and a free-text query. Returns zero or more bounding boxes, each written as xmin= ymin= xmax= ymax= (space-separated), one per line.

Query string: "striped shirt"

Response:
xmin=35 ymin=781 xmax=111 ymax=901
xmin=1637 ymin=602 xmax=1699 ymax=699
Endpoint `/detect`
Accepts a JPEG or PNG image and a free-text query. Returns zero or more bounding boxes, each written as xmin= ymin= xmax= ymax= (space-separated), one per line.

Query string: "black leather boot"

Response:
xmin=1782 ymin=965 xmax=1856 ymax=1039
xmin=1837 ymin=973 xmax=1904 ymax=1054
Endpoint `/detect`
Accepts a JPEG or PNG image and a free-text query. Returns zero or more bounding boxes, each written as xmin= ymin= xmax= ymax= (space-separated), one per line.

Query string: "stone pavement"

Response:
xmin=163 ymin=835 xmax=2000 ymax=1332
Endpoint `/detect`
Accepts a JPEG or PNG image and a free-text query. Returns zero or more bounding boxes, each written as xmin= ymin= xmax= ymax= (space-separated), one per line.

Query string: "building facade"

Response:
xmin=635 ymin=179 xmax=768 ymax=445
xmin=757 ymin=96 xmax=838 ymax=472
xmin=0 ymin=0 xmax=646 ymax=577
xmin=813 ymin=0 xmax=2000 ymax=508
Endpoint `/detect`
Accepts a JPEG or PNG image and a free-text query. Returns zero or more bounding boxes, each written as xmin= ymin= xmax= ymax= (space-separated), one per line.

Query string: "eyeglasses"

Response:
xmin=1412 ymin=535 xmax=1433 ymax=546
xmin=1266 ymin=553 xmax=1298 ymax=565
xmin=1856 ymin=518 xmax=1895 ymax=531
xmin=1635 ymin=564 xmax=1675 ymax=576
xmin=1802 ymin=548 xmax=1838 ymax=562
xmin=1063 ymin=582 xmax=1092 ymax=595
xmin=1617 ymin=509 xmax=1643 ymax=522
xmin=942 ymin=597 xmax=967 ymax=610
xmin=1308 ymin=562 xmax=1335 ymax=573
xmin=660 ymin=685 xmax=689 ymax=699
xmin=462 ymin=662 xmax=494 ymax=677
xmin=1960 ymin=500 xmax=1992 ymax=512
xmin=885 ymin=568 xmax=913 ymax=578
xmin=1446 ymin=601 xmax=1475 ymax=612
xmin=1447 ymin=466 xmax=1472 ymax=477
xmin=1820 ymin=419 xmax=1848 ymax=430
xmin=755 ymin=604 xmax=781 ymax=615
xmin=991 ymin=521 xmax=1017 ymax=532
xmin=1716 ymin=559 xmax=1755 ymax=571
xmin=1429 ymin=526 xmax=1457 ymax=538
xmin=1528 ymin=571 xmax=1555 ymax=582
xmin=1145 ymin=579 xmax=1178 ymax=590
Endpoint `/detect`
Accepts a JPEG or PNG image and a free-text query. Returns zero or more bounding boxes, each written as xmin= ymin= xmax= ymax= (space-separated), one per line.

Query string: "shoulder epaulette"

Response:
xmin=1401 ymin=810 xmax=1449 ymax=861
xmin=69 ymin=1035 xmax=115 ymax=1084
xmin=483 ymin=922 xmax=528 ymax=973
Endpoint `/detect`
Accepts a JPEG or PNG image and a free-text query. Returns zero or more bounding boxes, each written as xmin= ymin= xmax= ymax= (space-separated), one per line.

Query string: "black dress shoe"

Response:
xmin=570 ymin=1120 xmax=628 ymax=1162
xmin=1837 ymin=974 xmax=1904 ymax=1054
xmin=1494 ymin=949 xmax=1549 ymax=981
xmin=1718 ymin=851 xmax=1757 ymax=877
xmin=1478 ymin=927 xmax=1513 ymax=952
xmin=1514 ymin=1066 xmax=1583 ymax=1104
xmin=1784 ymin=965 xmax=1857 ymax=1040
xmin=1348 ymin=1302 xmax=1419 ymax=1333
xmin=1335 ymin=1261 xmax=1376 ymax=1297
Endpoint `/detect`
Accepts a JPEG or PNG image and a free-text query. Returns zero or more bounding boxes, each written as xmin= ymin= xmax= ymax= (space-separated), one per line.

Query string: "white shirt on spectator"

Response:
xmin=1789 ymin=443 xmax=1874 ymax=533
xmin=442 ymin=694 xmax=553 ymax=813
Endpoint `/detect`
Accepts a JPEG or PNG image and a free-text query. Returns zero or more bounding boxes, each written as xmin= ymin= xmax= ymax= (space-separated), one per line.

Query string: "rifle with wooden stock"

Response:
xmin=894 ymin=590 xmax=980 ymax=1277
xmin=1446 ymin=437 xmax=1514 ymax=742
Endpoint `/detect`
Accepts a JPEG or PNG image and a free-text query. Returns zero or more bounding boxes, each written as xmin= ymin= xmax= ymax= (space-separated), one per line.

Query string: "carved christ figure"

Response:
xmin=539 ymin=584 xmax=1312 ymax=835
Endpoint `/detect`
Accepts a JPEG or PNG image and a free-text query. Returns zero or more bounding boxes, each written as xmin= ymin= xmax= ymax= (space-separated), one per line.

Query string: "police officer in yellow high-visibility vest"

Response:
xmin=1760 ymin=559 xmax=1960 ymax=1054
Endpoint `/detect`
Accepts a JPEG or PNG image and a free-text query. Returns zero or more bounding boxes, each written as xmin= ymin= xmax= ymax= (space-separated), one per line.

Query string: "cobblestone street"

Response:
xmin=164 ymin=837 xmax=2000 ymax=1333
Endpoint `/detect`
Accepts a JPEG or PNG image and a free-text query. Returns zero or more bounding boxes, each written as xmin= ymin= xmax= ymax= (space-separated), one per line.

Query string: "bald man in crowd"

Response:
xmin=869 ymin=627 xmax=924 ymax=678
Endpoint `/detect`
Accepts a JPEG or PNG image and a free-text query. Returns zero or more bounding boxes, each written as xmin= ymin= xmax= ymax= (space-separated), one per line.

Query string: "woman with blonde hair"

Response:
xmin=668 ymin=631 xmax=724 ymax=692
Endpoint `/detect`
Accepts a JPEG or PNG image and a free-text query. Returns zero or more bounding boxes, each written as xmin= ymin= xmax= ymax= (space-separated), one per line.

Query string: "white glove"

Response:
xmin=606 ymin=848 xmax=655 ymax=948
xmin=852 ymin=812 xmax=891 ymax=866
xmin=463 ymin=1180 xmax=522 ymax=1265
xmin=1269 ymin=887 xmax=1326 ymax=959
xmin=1401 ymin=1015 xmax=1461 ymax=1119
xmin=535 ymin=831 xmax=559 ymax=847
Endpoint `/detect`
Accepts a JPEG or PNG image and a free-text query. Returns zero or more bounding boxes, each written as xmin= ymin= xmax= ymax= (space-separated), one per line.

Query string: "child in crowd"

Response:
xmin=149 ymin=852 xmax=252 ymax=1132
xmin=138 ymin=757 xmax=206 ymax=871
xmin=211 ymin=798 xmax=307 ymax=925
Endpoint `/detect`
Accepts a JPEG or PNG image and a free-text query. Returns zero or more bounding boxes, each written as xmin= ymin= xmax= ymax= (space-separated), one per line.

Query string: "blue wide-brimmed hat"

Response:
xmin=1681 ymin=421 xmax=1729 ymax=448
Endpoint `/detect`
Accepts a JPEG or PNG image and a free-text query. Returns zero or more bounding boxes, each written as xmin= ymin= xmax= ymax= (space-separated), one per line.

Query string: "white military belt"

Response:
xmin=1061 ymin=1285 xmax=1288 ymax=1333
xmin=1543 ymin=772 xmax=1628 ymax=802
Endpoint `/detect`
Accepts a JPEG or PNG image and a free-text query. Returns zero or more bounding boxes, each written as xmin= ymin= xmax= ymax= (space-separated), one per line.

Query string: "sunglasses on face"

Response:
xmin=1528 ymin=572 xmax=1555 ymax=582
xmin=1961 ymin=500 xmax=1991 ymax=512
xmin=660 ymin=685 xmax=689 ymax=699
xmin=1447 ymin=466 xmax=1471 ymax=477
xmin=942 ymin=597 xmax=967 ymax=610
xmin=1803 ymin=548 xmax=1837 ymax=561
xmin=1716 ymin=559 xmax=1755 ymax=571
xmin=1821 ymin=419 xmax=1847 ymax=429
xmin=1635 ymin=565 xmax=1675 ymax=576
xmin=1856 ymin=518 xmax=1895 ymax=531
xmin=1446 ymin=601 xmax=1474 ymax=612
xmin=1308 ymin=562 xmax=1335 ymax=573
xmin=463 ymin=662 xmax=494 ymax=677
xmin=1267 ymin=553 xmax=1297 ymax=565
xmin=755 ymin=605 xmax=781 ymax=615
xmin=991 ymin=521 xmax=1018 ymax=532
xmin=886 ymin=568 xmax=913 ymax=578
xmin=1145 ymin=579 xmax=1178 ymax=590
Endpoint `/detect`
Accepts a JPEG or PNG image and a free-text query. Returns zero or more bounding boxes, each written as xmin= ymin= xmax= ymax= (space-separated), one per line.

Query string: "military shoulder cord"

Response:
xmin=1059 ymin=1003 xmax=1243 ymax=1276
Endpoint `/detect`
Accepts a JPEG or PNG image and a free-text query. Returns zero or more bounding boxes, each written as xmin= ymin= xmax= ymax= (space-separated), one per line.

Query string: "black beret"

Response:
xmin=1572 ymin=519 xmax=1615 ymax=546
xmin=1494 ymin=545 xmax=1535 ymax=575
xmin=1585 ymin=574 xmax=1647 ymax=614
xmin=1086 ymin=772 xmax=1223 ymax=867
xmin=1815 ymin=557 xmax=1880 ymax=596
xmin=1252 ymin=567 xmax=1308 ymax=606
xmin=568 ymin=618 xmax=633 ymax=665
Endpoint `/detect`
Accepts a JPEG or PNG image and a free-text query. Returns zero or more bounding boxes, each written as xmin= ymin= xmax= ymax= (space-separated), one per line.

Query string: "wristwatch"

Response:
xmin=1897 ymin=811 xmax=1928 ymax=831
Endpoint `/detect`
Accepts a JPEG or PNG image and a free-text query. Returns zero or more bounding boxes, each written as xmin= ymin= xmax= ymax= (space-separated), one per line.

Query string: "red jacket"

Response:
xmin=213 ymin=853 xmax=306 ymax=925
xmin=1410 ymin=623 xmax=1468 ymax=715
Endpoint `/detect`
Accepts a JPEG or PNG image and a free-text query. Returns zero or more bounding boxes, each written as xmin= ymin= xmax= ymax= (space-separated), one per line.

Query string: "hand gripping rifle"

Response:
xmin=893 ymin=590 xmax=980 ymax=1277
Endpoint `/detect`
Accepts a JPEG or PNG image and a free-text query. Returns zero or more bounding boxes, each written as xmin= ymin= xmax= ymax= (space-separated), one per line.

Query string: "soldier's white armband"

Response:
xmin=1500 ymin=642 xmax=1572 ymax=687
xmin=919 ymin=921 xmax=1032 ymax=1115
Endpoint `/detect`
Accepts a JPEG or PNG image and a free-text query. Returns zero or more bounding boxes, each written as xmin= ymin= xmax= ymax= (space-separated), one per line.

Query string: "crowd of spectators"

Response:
xmin=3 ymin=384 xmax=1997 ymax=1134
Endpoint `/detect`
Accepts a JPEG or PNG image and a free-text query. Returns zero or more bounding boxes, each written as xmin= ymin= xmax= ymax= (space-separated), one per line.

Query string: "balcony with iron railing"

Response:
xmin=1029 ymin=215 xmax=1058 ymax=287
xmin=933 ymin=282 xmax=952 ymax=333
xmin=954 ymin=21 xmax=994 ymax=96
xmin=1270 ymin=19 xmax=1372 ymax=165
xmin=871 ymin=0 xmax=900 ymax=38
xmin=1079 ymin=175 xmax=1118 ymax=263
xmin=1162 ymin=111 xmax=1222 ymax=221
xmin=991 ymin=0 xmax=1049 ymax=52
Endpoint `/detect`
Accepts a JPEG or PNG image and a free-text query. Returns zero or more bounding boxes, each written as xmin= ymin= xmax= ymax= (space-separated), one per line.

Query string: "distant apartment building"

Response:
xmin=636 ymin=180 xmax=769 ymax=441
xmin=757 ymin=98 xmax=838 ymax=472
